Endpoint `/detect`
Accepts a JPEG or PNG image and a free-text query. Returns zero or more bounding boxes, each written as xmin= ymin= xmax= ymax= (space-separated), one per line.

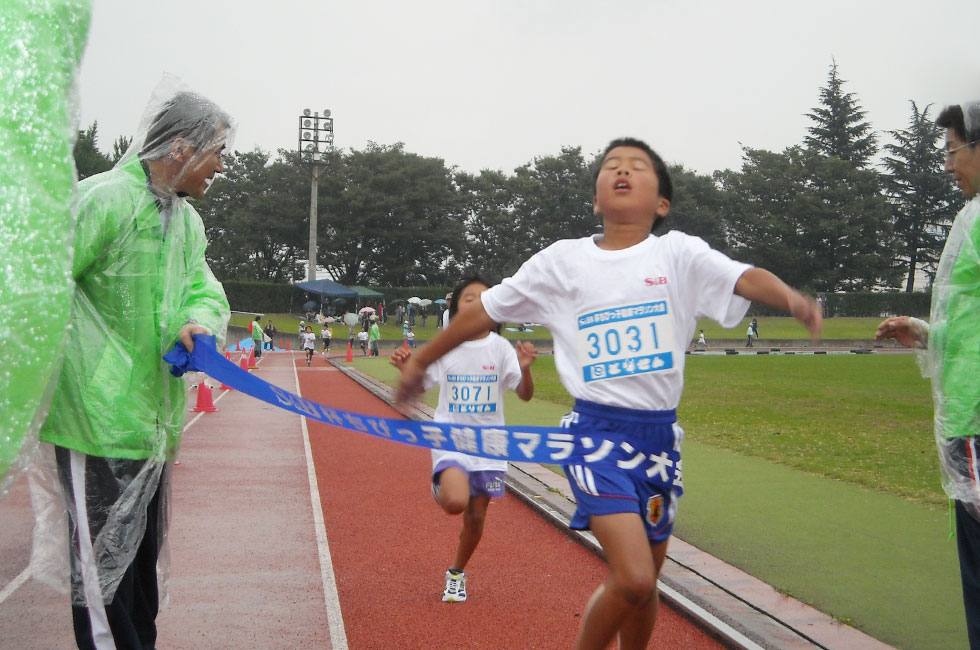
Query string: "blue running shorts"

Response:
xmin=433 ymin=459 xmax=506 ymax=498
xmin=562 ymin=399 xmax=683 ymax=543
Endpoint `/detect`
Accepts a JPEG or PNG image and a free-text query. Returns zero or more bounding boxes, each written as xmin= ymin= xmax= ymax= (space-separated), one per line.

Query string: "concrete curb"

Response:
xmin=331 ymin=359 xmax=894 ymax=650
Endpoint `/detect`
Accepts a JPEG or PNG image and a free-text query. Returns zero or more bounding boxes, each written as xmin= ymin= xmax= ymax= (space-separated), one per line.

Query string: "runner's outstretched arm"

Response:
xmin=734 ymin=268 xmax=822 ymax=341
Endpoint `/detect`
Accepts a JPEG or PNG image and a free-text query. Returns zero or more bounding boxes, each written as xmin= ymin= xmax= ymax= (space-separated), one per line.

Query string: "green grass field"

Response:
xmin=696 ymin=316 xmax=890 ymax=340
xmin=680 ymin=354 xmax=940 ymax=505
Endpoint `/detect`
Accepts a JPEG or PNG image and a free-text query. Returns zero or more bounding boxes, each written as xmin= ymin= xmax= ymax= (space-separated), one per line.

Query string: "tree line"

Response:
xmin=75 ymin=62 xmax=959 ymax=292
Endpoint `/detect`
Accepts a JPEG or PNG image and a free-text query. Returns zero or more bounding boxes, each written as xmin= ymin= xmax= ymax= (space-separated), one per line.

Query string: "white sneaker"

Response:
xmin=442 ymin=570 xmax=466 ymax=602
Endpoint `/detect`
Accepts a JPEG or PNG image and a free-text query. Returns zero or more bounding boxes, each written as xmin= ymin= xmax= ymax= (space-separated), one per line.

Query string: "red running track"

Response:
xmin=297 ymin=358 xmax=724 ymax=649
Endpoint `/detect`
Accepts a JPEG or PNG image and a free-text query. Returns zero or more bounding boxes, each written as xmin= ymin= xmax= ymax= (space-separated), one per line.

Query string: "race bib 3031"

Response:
xmin=576 ymin=300 xmax=676 ymax=383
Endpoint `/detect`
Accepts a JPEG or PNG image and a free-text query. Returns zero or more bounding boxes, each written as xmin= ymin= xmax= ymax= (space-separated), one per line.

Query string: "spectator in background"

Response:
xmin=250 ymin=315 xmax=263 ymax=358
xmin=263 ymin=320 xmax=276 ymax=350
xmin=357 ymin=326 xmax=369 ymax=357
xmin=443 ymin=292 xmax=452 ymax=329
xmin=369 ymin=318 xmax=381 ymax=357
xmin=321 ymin=322 xmax=332 ymax=357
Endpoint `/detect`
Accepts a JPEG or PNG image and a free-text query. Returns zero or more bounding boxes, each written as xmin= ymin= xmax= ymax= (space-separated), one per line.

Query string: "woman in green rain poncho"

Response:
xmin=876 ymin=101 xmax=980 ymax=650
xmin=31 ymin=78 xmax=233 ymax=650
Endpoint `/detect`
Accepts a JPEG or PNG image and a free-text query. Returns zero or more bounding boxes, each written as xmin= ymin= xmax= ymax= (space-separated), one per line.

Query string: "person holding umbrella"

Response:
xmin=435 ymin=298 xmax=448 ymax=328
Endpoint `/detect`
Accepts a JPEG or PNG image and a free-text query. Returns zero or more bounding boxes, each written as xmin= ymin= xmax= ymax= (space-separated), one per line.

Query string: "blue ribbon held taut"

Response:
xmin=163 ymin=335 xmax=684 ymax=489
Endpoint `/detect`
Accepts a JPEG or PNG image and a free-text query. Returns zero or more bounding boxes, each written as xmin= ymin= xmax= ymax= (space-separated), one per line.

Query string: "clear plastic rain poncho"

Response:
xmin=29 ymin=75 xmax=234 ymax=607
xmin=920 ymin=101 xmax=980 ymax=521
xmin=0 ymin=0 xmax=91 ymax=498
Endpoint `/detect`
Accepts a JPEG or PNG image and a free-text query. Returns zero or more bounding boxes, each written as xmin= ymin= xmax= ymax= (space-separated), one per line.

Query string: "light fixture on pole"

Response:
xmin=298 ymin=108 xmax=334 ymax=281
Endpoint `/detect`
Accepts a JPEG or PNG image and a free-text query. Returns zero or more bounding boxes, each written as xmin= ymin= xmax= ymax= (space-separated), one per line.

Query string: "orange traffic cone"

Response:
xmin=403 ymin=338 xmax=409 ymax=351
xmin=192 ymin=383 xmax=218 ymax=412
xmin=345 ymin=341 xmax=353 ymax=362
xmin=248 ymin=346 xmax=257 ymax=369
xmin=236 ymin=340 xmax=240 ymax=351
xmin=239 ymin=354 xmax=249 ymax=371
xmin=286 ymin=338 xmax=291 ymax=351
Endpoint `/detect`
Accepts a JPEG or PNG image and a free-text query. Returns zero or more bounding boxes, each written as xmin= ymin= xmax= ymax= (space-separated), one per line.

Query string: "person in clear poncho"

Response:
xmin=876 ymin=100 xmax=980 ymax=649
xmin=30 ymin=78 xmax=233 ymax=650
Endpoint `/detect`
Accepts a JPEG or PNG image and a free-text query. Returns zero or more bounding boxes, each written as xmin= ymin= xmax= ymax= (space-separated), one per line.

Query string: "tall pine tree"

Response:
xmin=73 ymin=121 xmax=112 ymax=180
xmin=804 ymin=61 xmax=877 ymax=167
xmin=881 ymin=102 xmax=959 ymax=291
xmin=794 ymin=61 xmax=898 ymax=288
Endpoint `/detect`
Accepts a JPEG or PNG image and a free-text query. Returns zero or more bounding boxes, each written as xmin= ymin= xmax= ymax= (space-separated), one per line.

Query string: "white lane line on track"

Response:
xmin=657 ymin=582 xmax=766 ymax=650
xmin=0 ymin=567 xmax=31 ymax=606
xmin=181 ymin=351 xmax=263 ymax=433
xmin=181 ymin=383 xmax=232 ymax=433
xmin=292 ymin=353 xmax=349 ymax=650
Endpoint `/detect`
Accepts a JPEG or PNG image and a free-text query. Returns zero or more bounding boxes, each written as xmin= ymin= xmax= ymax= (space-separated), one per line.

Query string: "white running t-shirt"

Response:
xmin=424 ymin=332 xmax=522 ymax=472
xmin=481 ymin=232 xmax=751 ymax=411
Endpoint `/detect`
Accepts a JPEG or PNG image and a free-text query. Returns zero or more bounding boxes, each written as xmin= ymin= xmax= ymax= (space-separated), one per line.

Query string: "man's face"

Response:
xmin=593 ymin=146 xmax=669 ymax=222
xmin=173 ymin=137 xmax=226 ymax=200
xmin=944 ymin=127 xmax=980 ymax=198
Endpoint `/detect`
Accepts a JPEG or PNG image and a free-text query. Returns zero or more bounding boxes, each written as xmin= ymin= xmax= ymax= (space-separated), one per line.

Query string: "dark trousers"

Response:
xmin=957 ymin=500 xmax=980 ymax=649
xmin=55 ymin=447 xmax=163 ymax=650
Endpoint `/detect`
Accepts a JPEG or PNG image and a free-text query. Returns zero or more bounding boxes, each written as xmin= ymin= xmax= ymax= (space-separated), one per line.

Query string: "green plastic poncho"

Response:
xmin=0 ymin=0 xmax=91 ymax=498
xmin=922 ymin=194 xmax=980 ymax=515
xmin=30 ymin=76 xmax=233 ymax=606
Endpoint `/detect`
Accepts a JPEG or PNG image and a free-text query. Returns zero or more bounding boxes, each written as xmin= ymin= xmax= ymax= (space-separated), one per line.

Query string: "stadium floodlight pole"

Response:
xmin=298 ymin=108 xmax=335 ymax=281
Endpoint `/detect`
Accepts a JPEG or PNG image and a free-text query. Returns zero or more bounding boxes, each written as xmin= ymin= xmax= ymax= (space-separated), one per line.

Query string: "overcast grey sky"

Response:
xmin=77 ymin=0 xmax=980 ymax=176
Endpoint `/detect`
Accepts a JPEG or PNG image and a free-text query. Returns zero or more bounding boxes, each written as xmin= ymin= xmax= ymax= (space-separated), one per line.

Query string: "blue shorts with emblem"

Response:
xmin=432 ymin=460 xmax=506 ymax=498
xmin=562 ymin=399 xmax=683 ymax=543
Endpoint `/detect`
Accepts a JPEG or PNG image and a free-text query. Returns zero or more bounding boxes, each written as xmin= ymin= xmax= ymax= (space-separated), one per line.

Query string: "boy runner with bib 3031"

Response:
xmin=397 ymin=137 xmax=821 ymax=650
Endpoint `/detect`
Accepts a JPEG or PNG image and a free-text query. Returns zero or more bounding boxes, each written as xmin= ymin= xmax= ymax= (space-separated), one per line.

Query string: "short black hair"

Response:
xmin=448 ymin=271 xmax=500 ymax=334
xmin=141 ymin=91 xmax=231 ymax=160
xmin=936 ymin=105 xmax=968 ymax=143
xmin=937 ymin=103 xmax=980 ymax=145
xmin=593 ymin=137 xmax=673 ymax=203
